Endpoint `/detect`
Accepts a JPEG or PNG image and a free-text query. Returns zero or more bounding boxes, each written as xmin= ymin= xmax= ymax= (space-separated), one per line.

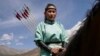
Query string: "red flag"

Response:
xmin=22 ymin=8 xmax=29 ymax=18
xmin=23 ymin=10 xmax=28 ymax=18
xmin=24 ymin=9 xmax=29 ymax=15
xmin=23 ymin=5 xmax=30 ymax=19
xmin=21 ymin=11 xmax=27 ymax=19
xmin=15 ymin=12 xmax=22 ymax=20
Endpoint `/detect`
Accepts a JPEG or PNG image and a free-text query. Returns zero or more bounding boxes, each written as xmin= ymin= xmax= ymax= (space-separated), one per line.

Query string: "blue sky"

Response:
xmin=0 ymin=0 xmax=95 ymax=50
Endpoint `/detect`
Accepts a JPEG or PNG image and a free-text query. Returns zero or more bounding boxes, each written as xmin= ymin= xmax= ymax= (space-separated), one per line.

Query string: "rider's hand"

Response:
xmin=51 ymin=48 xmax=60 ymax=54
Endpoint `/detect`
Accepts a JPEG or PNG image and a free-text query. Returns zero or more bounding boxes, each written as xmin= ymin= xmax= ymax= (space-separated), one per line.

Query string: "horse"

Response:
xmin=59 ymin=0 xmax=100 ymax=56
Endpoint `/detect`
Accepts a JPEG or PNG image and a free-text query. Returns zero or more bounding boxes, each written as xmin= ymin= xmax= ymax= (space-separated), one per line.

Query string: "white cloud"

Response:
xmin=0 ymin=33 xmax=14 ymax=45
xmin=0 ymin=33 xmax=25 ymax=46
xmin=0 ymin=17 xmax=22 ymax=29
xmin=65 ymin=20 xmax=84 ymax=43
xmin=71 ymin=21 xmax=82 ymax=31
xmin=66 ymin=29 xmax=72 ymax=38
xmin=14 ymin=36 xmax=25 ymax=43
xmin=66 ymin=20 xmax=83 ymax=38
xmin=0 ymin=41 xmax=12 ymax=45
xmin=6 ymin=41 xmax=11 ymax=45
xmin=0 ymin=33 xmax=13 ymax=41
xmin=19 ymin=36 xmax=25 ymax=39
xmin=14 ymin=36 xmax=25 ymax=46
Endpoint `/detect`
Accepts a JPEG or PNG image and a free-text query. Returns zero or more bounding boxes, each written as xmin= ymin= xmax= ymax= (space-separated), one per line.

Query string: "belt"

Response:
xmin=45 ymin=41 xmax=63 ymax=45
xmin=48 ymin=43 xmax=62 ymax=48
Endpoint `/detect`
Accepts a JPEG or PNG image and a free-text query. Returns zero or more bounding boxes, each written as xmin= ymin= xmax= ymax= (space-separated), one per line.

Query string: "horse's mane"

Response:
xmin=61 ymin=1 xmax=100 ymax=56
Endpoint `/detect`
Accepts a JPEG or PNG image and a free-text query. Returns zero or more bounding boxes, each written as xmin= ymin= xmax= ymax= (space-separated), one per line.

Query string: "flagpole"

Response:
xmin=15 ymin=11 xmax=34 ymax=35
xmin=22 ymin=8 xmax=35 ymax=34
xmin=23 ymin=5 xmax=36 ymax=32
xmin=14 ymin=4 xmax=37 ymax=35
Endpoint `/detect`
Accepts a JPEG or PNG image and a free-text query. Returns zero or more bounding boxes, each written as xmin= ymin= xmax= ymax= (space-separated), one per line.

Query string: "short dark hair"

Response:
xmin=45 ymin=3 xmax=56 ymax=11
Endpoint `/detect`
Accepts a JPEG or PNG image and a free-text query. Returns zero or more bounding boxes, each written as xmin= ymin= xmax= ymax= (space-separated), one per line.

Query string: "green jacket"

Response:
xmin=35 ymin=21 xmax=68 ymax=56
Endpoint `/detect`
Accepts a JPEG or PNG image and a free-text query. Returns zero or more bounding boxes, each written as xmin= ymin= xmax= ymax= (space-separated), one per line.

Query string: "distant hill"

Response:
xmin=0 ymin=45 xmax=40 ymax=56
xmin=14 ymin=48 xmax=40 ymax=56
xmin=0 ymin=45 xmax=24 ymax=56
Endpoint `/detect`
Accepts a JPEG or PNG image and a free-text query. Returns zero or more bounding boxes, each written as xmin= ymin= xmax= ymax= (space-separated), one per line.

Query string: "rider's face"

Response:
xmin=45 ymin=6 xmax=56 ymax=20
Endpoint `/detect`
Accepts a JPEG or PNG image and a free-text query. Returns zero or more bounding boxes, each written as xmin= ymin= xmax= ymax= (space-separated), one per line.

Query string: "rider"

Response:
xmin=34 ymin=3 xmax=68 ymax=56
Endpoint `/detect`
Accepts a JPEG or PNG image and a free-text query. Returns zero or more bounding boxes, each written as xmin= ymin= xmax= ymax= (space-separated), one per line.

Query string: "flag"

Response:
xmin=21 ymin=12 xmax=27 ymax=19
xmin=15 ymin=12 xmax=22 ymax=20
xmin=24 ymin=8 xmax=29 ymax=15
xmin=23 ymin=8 xmax=29 ymax=18
xmin=22 ymin=4 xmax=30 ymax=19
